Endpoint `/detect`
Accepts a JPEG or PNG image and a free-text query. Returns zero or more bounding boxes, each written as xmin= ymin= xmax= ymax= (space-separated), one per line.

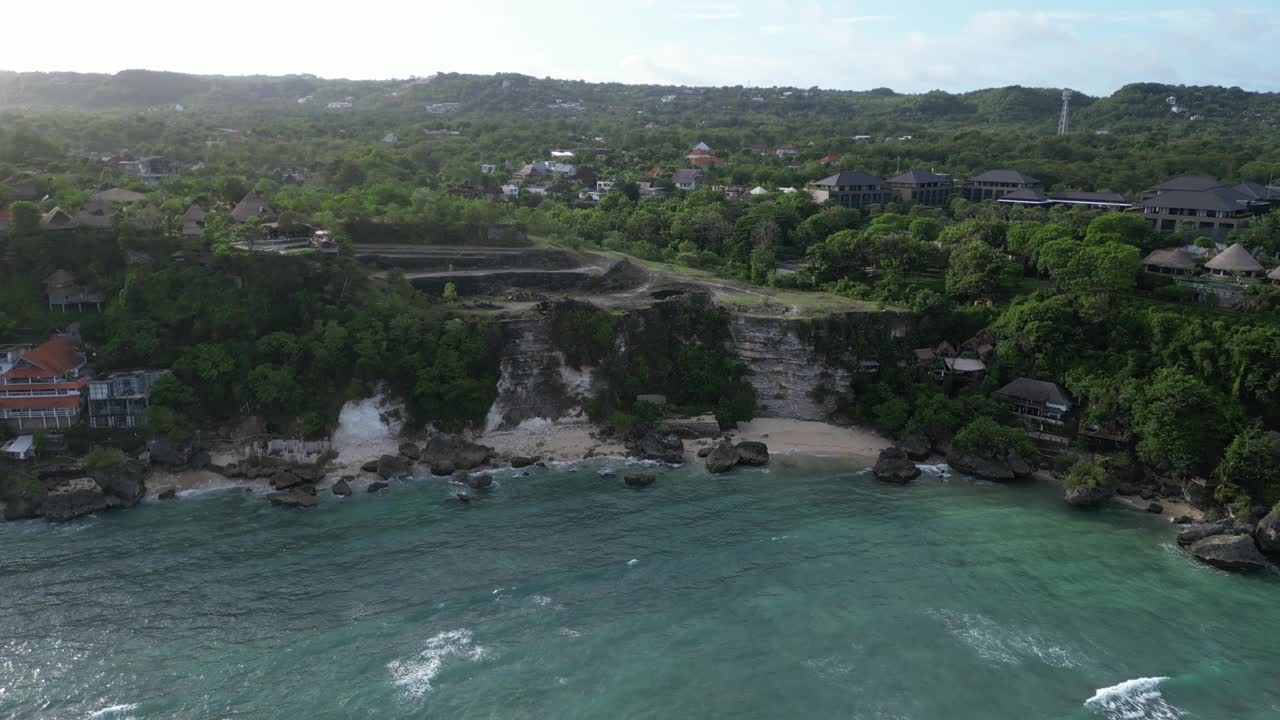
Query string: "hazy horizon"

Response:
xmin=3 ymin=1 xmax=1277 ymax=96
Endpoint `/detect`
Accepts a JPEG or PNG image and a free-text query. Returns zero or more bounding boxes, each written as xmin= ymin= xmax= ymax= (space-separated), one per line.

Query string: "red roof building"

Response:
xmin=819 ymin=155 xmax=841 ymax=165
xmin=690 ymin=156 xmax=725 ymax=167
xmin=0 ymin=336 xmax=89 ymax=430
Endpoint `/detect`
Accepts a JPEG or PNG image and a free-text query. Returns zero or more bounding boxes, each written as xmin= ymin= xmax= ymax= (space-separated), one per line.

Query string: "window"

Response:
xmin=89 ymin=383 xmax=109 ymax=400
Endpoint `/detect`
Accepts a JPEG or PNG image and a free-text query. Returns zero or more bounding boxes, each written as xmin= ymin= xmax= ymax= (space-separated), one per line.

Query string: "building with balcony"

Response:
xmin=0 ymin=336 xmax=88 ymax=430
xmin=87 ymin=370 xmax=168 ymax=429
xmin=1140 ymin=176 xmax=1268 ymax=240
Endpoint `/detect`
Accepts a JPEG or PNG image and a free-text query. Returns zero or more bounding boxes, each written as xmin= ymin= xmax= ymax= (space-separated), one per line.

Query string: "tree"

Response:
xmin=9 ymin=201 xmax=40 ymax=236
xmin=1132 ymin=368 xmax=1239 ymax=478
xmin=1084 ymin=212 xmax=1150 ymax=247
xmin=443 ymin=282 xmax=458 ymax=303
xmin=945 ymin=241 xmax=1003 ymax=300
xmin=1215 ymin=425 xmax=1280 ymax=508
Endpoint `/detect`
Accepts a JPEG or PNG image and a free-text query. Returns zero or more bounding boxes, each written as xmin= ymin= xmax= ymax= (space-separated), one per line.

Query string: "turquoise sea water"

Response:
xmin=2 ymin=460 xmax=1277 ymax=720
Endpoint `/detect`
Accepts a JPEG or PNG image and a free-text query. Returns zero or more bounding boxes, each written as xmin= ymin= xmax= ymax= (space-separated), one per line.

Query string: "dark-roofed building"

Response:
xmin=44 ymin=270 xmax=105 ymax=311
xmin=809 ymin=171 xmax=891 ymax=210
xmin=91 ymin=188 xmax=146 ymax=204
xmin=87 ymin=370 xmax=168 ymax=429
xmin=1141 ymin=185 xmax=1259 ymax=239
xmin=962 ymin=170 xmax=1042 ymax=202
xmin=182 ymin=204 xmax=206 ymax=238
xmin=1153 ymin=175 xmax=1228 ymax=193
xmin=1141 ymin=248 xmax=1198 ymax=275
xmin=886 ymin=170 xmax=953 ymax=206
xmin=997 ymin=378 xmax=1072 ymax=425
xmin=40 ymin=207 xmax=77 ymax=231
xmin=672 ymin=169 xmax=705 ymax=191
xmin=1232 ymin=182 xmax=1278 ymax=207
xmin=231 ymin=192 xmax=273 ymax=224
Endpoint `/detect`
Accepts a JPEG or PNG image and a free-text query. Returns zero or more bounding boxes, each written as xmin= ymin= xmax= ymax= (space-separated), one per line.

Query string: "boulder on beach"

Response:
xmin=270 ymin=469 xmax=308 ymax=490
xmin=159 ymin=488 xmax=177 ymax=501
xmin=624 ymin=474 xmax=656 ymax=488
xmin=872 ymin=447 xmax=920 ymax=484
xmin=945 ymin=448 xmax=1032 ymax=483
xmin=1255 ymin=511 xmax=1280 ymax=556
xmin=147 ymin=438 xmax=192 ymax=468
xmin=332 ymin=479 xmax=352 ymax=496
xmin=510 ymin=456 xmax=537 ymax=468
xmin=399 ymin=442 xmax=421 ymax=460
xmin=1188 ymin=534 xmax=1269 ymax=572
xmin=705 ymin=442 xmax=739 ymax=474
xmin=423 ymin=434 xmax=495 ymax=475
xmin=360 ymin=459 xmax=379 ymax=473
xmin=1176 ymin=520 xmax=1233 ymax=547
xmin=1146 ymin=502 xmax=1164 ymax=514
xmin=90 ymin=463 xmax=146 ymax=508
xmin=267 ymin=491 xmax=319 ymax=509
xmin=41 ymin=478 xmax=110 ymax=521
xmin=631 ymin=431 xmax=684 ymax=464
xmin=1065 ymin=485 xmax=1113 ymax=509
xmin=367 ymin=481 xmax=389 ymax=494
xmin=696 ymin=446 xmax=712 ymax=458
xmin=467 ymin=473 xmax=494 ymax=490
xmin=735 ymin=441 xmax=769 ymax=466
xmin=376 ymin=454 xmax=410 ymax=480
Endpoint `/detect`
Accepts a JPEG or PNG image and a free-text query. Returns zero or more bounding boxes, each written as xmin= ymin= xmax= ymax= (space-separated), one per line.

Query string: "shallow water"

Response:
xmin=2 ymin=461 xmax=1277 ymax=719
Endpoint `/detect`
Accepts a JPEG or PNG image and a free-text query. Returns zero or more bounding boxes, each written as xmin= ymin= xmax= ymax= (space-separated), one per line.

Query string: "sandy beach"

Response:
xmin=480 ymin=419 xmax=628 ymax=462
xmin=725 ymin=418 xmax=892 ymax=463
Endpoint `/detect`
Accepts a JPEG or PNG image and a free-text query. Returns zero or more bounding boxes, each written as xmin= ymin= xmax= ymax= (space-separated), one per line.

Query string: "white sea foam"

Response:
xmin=531 ymin=594 xmax=552 ymax=607
xmin=387 ymin=629 xmax=488 ymax=698
xmin=916 ymin=463 xmax=951 ymax=475
xmin=1085 ymin=677 xmax=1184 ymax=719
xmin=927 ymin=609 xmax=1086 ymax=668
xmin=627 ymin=558 xmax=639 ymax=566
xmin=89 ymin=704 xmax=139 ymax=719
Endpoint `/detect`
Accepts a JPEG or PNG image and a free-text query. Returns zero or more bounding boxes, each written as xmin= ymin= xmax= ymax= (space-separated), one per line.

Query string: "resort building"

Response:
xmin=996 ymin=378 xmax=1072 ymax=425
xmin=808 ymin=171 xmax=892 ymax=210
xmin=961 ymin=170 xmax=1042 ymax=202
xmin=1140 ymin=248 xmax=1199 ymax=275
xmin=1202 ymin=243 xmax=1264 ymax=280
xmin=0 ymin=336 xmax=89 ymax=430
xmin=886 ymin=170 xmax=953 ymax=206
xmin=996 ymin=189 xmax=1131 ymax=211
xmin=1140 ymin=176 xmax=1268 ymax=240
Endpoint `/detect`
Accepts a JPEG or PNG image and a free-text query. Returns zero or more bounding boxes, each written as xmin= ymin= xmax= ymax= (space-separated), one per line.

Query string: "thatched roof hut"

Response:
xmin=1141 ymin=248 xmax=1198 ymax=275
xmin=1204 ymin=243 xmax=1263 ymax=278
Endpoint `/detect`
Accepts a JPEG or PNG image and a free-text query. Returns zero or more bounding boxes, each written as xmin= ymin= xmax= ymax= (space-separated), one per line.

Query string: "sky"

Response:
xmin=3 ymin=1 xmax=1277 ymax=96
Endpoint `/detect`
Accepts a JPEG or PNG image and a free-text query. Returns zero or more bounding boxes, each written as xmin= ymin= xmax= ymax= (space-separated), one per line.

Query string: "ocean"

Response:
xmin=2 ymin=460 xmax=1277 ymax=719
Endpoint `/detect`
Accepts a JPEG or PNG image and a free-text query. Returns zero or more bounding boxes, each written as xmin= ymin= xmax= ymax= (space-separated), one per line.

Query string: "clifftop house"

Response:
xmin=0 ymin=336 xmax=89 ymax=430
xmin=44 ymin=270 xmax=105 ymax=311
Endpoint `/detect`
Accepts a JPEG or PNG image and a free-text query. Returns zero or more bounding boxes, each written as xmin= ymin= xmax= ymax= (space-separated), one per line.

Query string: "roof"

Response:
xmin=40 ymin=207 xmax=76 ymax=229
xmin=45 ymin=269 xmax=76 ymax=287
xmin=814 ymin=171 xmax=885 ymax=187
xmin=0 ymin=395 xmax=82 ymax=410
xmin=1269 ymin=266 xmax=1280 ymax=281
xmin=1141 ymin=248 xmax=1198 ymax=270
xmin=912 ymin=348 xmax=936 ymax=361
xmin=1154 ymin=175 xmax=1227 ymax=193
xmin=0 ymin=435 xmax=33 ymax=455
xmin=91 ymin=188 xmax=146 ymax=204
xmin=231 ymin=192 xmax=273 ymax=223
xmin=887 ymin=169 xmax=949 ymax=185
xmin=969 ymin=169 xmax=1040 ymax=185
xmin=13 ymin=336 xmax=84 ymax=377
xmin=183 ymin=204 xmax=205 ymax=222
xmin=672 ymin=169 xmax=704 ymax=184
xmin=997 ymin=378 xmax=1070 ymax=407
xmin=1050 ymin=190 xmax=1130 ymax=205
xmin=1204 ymin=243 xmax=1264 ymax=273
xmin=998 ymin=188 xmax=1049 ymax=203
xmin=1141 ymin=187 xmax=1253 ymax=213
xmin=944 ymin=357 xmax=986 ymax=373
xmin=1233 ymin=182 xmax=1276 ymax=202
xmin=818 ymin=154 xmax=841 ymax=163
xmin=692 ymin=142 xmax=711 ymax=151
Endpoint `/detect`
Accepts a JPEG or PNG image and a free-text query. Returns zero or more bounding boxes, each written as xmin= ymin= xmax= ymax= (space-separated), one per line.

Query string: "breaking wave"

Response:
xmin=927 ymin=609 xmax=1086 ymax=668
xmin=1085 ymin=677 xmax=1184 ymax=719
xmin=89 ymin=704 xmax=140 ymax=719
xmin=387 ymin=629 xmax=489 ymax=698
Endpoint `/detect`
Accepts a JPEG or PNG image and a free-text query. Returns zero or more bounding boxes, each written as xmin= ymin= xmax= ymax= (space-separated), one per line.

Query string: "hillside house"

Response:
xmin=44 ymin=270 xmax=104 ymax=311
xmin=122 ymin=156 xmax=179 ymax=186
xmin=0 ymin=434 xmax=35 ymax=461
xmin=0 ymin=336 xmax=89 ymax=430
xmin=997 ymin=378 xmax=1072 ymax=425
xmin=87 ymin=370 xmax=168 ymax=429
xmin=40 ymin=207 xmax=77 ymax=231
xmin=809 ymin=171 xmax=891 ymax=210
xmin=1203 ymin=243 xmax=1264 ymax=279
xmin=182 ymin=205 xmax=206 ymax=238
xmin=673 ymin=169 xmax=705 ymax=191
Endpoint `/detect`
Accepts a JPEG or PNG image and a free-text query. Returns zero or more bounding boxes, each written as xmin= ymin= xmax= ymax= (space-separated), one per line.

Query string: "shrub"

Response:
xmin=1063 ymin=460 xmax=1106 ymax=490
xmin=953 ymin=416 xmax=1036 ymax=460
xmin=84 ymin=446 xmax=128 ymax=472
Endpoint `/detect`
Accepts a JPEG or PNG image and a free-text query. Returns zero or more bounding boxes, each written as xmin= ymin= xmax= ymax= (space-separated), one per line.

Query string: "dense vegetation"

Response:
xmin=4 ymin=70 xmax=1280 ymax=516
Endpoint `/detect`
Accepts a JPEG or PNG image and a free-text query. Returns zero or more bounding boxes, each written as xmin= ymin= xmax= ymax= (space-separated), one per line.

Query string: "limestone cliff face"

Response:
xmin=484 ymin=317 xmax=592 ymax=431
xmin=728 ymin=315 xmax=850 ymax=421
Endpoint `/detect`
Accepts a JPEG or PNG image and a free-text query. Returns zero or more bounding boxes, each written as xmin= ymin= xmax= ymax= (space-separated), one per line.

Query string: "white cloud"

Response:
xmin=677 ymin=3 xmax=742 ymax=20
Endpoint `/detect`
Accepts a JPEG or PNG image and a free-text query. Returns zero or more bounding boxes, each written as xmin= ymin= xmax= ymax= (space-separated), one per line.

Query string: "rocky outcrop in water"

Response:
xmin=1177 ymin=520 xmax=1233 ymax=547
xmin=399 ymin=442 xmax=421 ymax=460
xmin=90 ymin=464 xmax=146 ymax=507
xmin=268 ymin=491 xmax=319 ymax=509
xmin=705 ymin=442 xmax=739 ymax=473
xmin=624 ymin=474 xmax=656 ymax=488
xmin=1065 ymin=485 xmax=1113 ymax=509
xmin=735 ymin=441 xmax=769 ymax=466
xmin=376 ymin=454 xmax=411 ymax=479
xmin=1189 ymin=534 xmax=1270 ymax=572
xmin=873 ymin=447 xmax=920 ymax=484
xmin=42 ymin=478 xmax=110 ymax=521
xmin=332 ymin=479 xmax=352 ymax=497
xmin=946 ymin=448 xmax=1032 ymax=482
